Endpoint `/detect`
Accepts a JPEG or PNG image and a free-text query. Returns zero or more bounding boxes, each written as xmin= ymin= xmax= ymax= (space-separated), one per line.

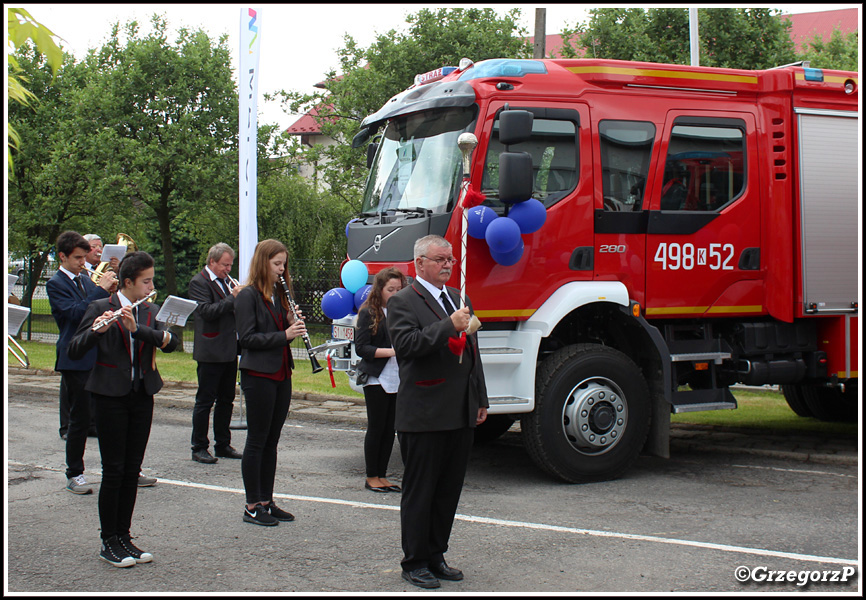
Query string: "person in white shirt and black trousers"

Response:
xmin=354 ymin=266 xmax=407 ymax=493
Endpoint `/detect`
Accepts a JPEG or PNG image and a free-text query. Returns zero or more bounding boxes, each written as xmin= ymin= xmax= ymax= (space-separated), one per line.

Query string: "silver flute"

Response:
xmin=91 ymin=290 xmax=157 ymax=331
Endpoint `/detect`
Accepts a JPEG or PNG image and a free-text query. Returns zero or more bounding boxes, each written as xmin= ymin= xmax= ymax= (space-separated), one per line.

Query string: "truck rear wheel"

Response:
xmin=780 ymin=384 xmax=814 ymax=418
xmin=522 ymin=344 xmax=651 ymax=483
xmin=800 ymin=382 xmax=858 ymax=423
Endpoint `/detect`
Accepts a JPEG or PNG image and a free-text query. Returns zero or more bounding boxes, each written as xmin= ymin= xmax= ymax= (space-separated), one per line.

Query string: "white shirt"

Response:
xmin=364 ymin=307 xmax=399 ymax=394
xmin=414 ymin=275 xmax=457 ymax=314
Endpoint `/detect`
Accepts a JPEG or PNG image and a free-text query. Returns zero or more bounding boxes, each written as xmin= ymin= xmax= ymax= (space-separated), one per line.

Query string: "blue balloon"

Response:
xmin=466 ymin=206 xmax=498 ymax=239
xmin=484 ymin=216 xmax=522 ymax=254
xmin=341 ymin=259 xmax=368 ymax=294
xmin=354 ymin=284 xmax=372 ymax=311
xmin=321 ymin=287 xmax=355 ymax=320
xmin=345 ymin=219 xmax=358 ymax=238
xmin=508 ymin=198 xmax=546 ymax=234
xmin=490 ymin=238 xmax=524 ymax=266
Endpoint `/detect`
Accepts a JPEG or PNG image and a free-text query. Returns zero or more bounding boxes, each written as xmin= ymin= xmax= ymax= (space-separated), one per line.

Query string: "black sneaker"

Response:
xmin=118 ymin=534 xmax=153 ymax=563
xmin=99 ymin=536 xmax=136 ymax=568
xmin=243 ymin=505 xmax=278 ymax=526
xmin=266 ymin=502 xmax=295 ymax=522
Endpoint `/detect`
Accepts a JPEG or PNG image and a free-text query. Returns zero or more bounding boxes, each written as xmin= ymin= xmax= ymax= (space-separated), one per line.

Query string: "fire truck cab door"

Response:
xmin=645 ymin=112 xmax=763 ymax=319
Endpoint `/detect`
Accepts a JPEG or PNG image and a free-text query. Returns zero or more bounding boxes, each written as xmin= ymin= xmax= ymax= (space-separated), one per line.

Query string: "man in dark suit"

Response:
xmin=387 ymin=234 xmax=488 ymax=589
xmin=46 ymin=231 xmax=116 ymax=494
xmin=187 ymin=243 xmax=243 ymax=464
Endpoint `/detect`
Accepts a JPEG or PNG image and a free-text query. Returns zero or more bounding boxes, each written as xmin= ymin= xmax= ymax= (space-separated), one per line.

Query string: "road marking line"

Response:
xmin=10 ymin=461 xmax=856 ymax=567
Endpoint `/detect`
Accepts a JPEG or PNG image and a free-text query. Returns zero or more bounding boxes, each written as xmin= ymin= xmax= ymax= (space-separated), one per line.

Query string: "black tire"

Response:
xmin=522 ymin=344 xmax=651 ymax=483
xmin=800 ymin=382 xmax=858 ymax=423
xmin=780 ymin=384 xmax=814 ymax=418
xmin=473 ymin=414 xmax=515 ymax=445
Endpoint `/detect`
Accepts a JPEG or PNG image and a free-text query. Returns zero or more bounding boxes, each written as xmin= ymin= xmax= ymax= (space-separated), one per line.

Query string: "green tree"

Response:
xmin=272 ymin=7 xmax=532 ymax=212
xmin=76 ymin=16 xmax=239 ymax=297
xmin=559 ymin=8 xmax=796 ymax=69
xmin=7 ymin=46 xmax=93 ymax=306
xmin=7 ymin=7 xmax=64 ymax=176
xmin=798 ymin=29 xmax=858 ymax=71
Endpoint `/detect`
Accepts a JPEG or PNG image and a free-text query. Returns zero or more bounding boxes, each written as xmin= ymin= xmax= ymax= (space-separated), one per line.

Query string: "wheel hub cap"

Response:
xmin=561 ymin=378 xmax=627 ymax=454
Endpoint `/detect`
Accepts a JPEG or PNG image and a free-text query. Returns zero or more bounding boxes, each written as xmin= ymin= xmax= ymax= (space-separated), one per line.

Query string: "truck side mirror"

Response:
xmin=366 ymin=142 xmax=379 ymax=169
xmin=499 ymin=151 xmax=533 ymax=203
xmin=498 ymin=110 xmax=534 ymax=145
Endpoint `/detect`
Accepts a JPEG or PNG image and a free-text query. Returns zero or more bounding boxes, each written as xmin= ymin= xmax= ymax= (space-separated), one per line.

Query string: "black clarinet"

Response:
xmin=278 ymin=275 xmax=323 ymax=373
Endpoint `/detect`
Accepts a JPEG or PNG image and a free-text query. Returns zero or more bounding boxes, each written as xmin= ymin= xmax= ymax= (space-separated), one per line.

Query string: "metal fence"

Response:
xmin=9 ymin=258 xmax=346 ymax=353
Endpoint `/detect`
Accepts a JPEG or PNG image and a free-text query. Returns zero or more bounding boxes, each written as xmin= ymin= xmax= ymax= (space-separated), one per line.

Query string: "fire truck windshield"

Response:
xmin=361 ymin=107 xmax=477 ymax=215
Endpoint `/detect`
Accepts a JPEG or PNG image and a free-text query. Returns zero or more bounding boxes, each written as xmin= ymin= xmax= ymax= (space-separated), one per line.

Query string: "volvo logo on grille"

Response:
xmin=373 ymin=235 xmax=382 ymax=252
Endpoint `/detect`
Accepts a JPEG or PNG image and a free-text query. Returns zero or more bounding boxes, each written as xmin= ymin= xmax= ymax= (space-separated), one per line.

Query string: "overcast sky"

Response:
xmin=14 ymin=4 xmax=859 ymax=131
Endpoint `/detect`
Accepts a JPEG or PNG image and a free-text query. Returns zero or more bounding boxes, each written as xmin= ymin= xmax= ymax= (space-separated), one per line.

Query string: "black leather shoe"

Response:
xmin=215 ymin=446 xmax=242 ymax=459
xmin=402 ymin=568 xmax=440 ymax=589
xmin=192 ymin=449 xmax=218 ymax=464
xmin=386 ymin=485 xmax=402 ymax=493
xmin=365 ymin=481 xmax=390 ymax=493
xmin=429 ymin=561 xmax=464 ymax=581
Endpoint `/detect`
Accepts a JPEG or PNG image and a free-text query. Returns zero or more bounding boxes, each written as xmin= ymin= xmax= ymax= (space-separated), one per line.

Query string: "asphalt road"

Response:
xmin=5 ymin=384 xmax=861 ymax=594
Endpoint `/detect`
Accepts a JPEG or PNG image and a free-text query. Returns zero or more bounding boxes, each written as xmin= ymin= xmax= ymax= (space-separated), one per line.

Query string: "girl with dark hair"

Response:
xmin=234 ymin=239 xmax=306 ymax=526
xmin=68 ymin=251 xmax=179 ymax=567
xmin=355 ymin=267 xmax=407 ymax=493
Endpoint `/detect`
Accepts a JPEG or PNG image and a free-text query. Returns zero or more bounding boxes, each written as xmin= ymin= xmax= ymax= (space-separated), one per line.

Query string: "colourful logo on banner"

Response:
xmin=247 ymin=8 xmax=258 ymax=53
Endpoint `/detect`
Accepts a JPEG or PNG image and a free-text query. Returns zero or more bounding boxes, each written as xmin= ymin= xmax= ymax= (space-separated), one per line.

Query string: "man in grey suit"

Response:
xmin=188 ymin=243 xmax=243 ymax=464
xmin=387 ymin=234 xmax=488 ymax=589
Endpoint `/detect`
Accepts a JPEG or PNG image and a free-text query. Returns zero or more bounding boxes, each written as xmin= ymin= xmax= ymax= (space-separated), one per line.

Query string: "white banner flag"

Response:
xmin=238 ymin=7 xmax=261 ymax=282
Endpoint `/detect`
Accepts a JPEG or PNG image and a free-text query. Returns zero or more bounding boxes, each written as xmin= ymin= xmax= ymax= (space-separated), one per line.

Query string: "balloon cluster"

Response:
xmin=464 ymin=187 xmax=546 ymax=266
xmin=321 ymin=259 xmax=371 ymax=320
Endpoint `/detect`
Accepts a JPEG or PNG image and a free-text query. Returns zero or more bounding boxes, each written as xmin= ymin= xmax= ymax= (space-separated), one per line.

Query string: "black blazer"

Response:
xmin=188 ymin=269 xmax=238 ymax=363
xmin=68 ymin=293 xmax=179 ymax=397
xmin=355 ymin=306 xmax=392 ymax=378
xmin=46 ymin=270 xmax=110 ymax=371
xmin=235 ymin=285 xmax=295 ymax=374
xmin=387 ymin=281 xmax=488 ymax=433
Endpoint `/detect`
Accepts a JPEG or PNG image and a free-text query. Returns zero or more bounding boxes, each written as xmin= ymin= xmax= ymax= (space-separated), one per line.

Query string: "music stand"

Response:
xmin=229 ymin=361 xmax=247 ymax=430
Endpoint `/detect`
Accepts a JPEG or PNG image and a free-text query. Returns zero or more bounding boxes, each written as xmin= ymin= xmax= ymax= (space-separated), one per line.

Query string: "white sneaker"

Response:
xmin=66 ymin=474 xmax=93 ymax=495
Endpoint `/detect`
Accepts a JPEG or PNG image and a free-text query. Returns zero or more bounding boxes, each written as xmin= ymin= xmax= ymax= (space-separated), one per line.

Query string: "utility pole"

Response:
xmin=534 ymin=8 xmax=546 ymax=59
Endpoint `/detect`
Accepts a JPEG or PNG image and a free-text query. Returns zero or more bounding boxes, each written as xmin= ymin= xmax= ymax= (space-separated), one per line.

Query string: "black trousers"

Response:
xmin=93 ymin=390 xmax=153 ymax=540
xmin=363 ymin=384 xmax=397 ymax=478
xmin=59 ymin=377 xmax=97 ymax=437
xmin=240 ymin=372 xmax=291 ymax=505
xmin=191 ymin=359 xmax=238 ymax=451
xmin=398 ymin=428 xmax=474 ymax=572
xmin=62 ymin=370 xmax=92 ymax=479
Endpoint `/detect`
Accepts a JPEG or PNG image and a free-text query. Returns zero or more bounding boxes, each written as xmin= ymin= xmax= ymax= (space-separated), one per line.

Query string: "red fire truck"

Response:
xmin=332 ymin=57 xmax=859 ymax=483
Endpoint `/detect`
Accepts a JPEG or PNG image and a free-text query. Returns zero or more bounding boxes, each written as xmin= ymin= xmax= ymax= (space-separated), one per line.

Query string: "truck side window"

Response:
xmin=598 ymin=121 xmax=655 ymax=212
xmin=662 ymin=124 xmax=745 ymax=212
xmin=482 ymin=117 xmax=578 ymax=209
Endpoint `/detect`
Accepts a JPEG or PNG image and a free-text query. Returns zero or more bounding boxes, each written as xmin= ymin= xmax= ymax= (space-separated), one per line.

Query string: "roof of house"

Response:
xmin=285 ymin=7 xmax=859 ymax=136
xmin=784 ymin=8 xmax=858 ymax=51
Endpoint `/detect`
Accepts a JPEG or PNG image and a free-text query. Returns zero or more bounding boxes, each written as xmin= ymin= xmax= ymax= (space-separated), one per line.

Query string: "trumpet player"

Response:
xmin=46 ymin=231 xmax=117 ymax=496
xmin=68 ymin=251 xmax=178 ymax=567
xmin=84 ymin=234 xmax=119 ymax=292
xmin=187 ymin=243 xmax=244 ymax=465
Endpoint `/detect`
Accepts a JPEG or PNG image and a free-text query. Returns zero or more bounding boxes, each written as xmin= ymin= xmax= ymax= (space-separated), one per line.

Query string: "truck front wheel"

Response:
xmin=522 ymin=344 xmax=651 ymax=483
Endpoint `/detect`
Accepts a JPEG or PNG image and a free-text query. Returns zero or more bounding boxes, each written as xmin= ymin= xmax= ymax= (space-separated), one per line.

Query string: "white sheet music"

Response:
xmin=8 ymin=273 xmax=20 ymax=288
xmin=155 ymin=295 xmax=198 ymax=326
xmin=100 ymin=244 xmax=127 ymax=263
xmin=7 ymin=304 xmax=31 ymax=336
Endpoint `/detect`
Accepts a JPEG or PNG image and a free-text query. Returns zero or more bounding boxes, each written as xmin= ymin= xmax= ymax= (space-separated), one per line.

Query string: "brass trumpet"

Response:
xmin=89 ymin=233 xmax=137 ymax=284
